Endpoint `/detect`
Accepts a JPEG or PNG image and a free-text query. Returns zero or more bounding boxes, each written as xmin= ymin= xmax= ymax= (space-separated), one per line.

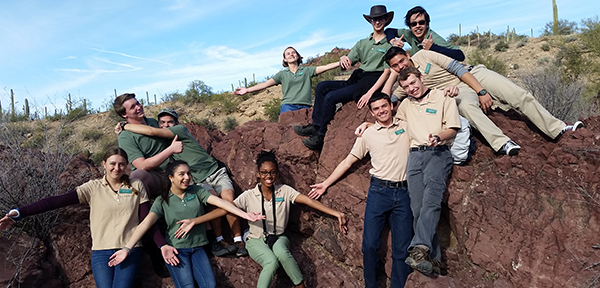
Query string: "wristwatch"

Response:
xmin=477 ymin=89 xmax=488 ymax=96
xmin=120 ymin=122 xmax=127 ymax=130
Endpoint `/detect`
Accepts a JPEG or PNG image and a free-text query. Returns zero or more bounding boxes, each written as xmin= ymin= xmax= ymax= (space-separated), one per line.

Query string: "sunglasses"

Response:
xmin=370 ymin=16 xmax=387 ymax=23
xmin=409 ymin=20 xmax=427 ymax=27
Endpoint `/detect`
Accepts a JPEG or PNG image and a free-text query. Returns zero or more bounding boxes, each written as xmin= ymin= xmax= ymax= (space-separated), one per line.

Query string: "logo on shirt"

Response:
xmin=184 ymin=194 xmax=197 ymax=202
xmin=275 ymin=197 xmax=284 ymax=202
xmin=426 ymin=108 xmax=437 ymax=114
xmin=119 ymin=188 xmax=133 ymax=194
xmin=376 ymin=48 xmax=387 ymax=53
xmin=297 ymin=71 xmax=304 ymax=76
xmin=424 ymin=63 xmax=432 ymax=74
xmin=395 ymin=129 xmax=405 ymax=135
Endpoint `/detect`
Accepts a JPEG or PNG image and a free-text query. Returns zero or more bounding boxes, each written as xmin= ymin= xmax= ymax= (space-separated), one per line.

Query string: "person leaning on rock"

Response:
xmin=294 ymin=5 xmax=393 ymax=150
xmin=382 ymin=46 xmax=584 ymax=156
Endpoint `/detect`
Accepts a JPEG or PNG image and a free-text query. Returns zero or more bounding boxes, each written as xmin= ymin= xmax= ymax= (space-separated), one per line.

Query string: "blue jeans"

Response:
xmin=312 ymin=80 xmax=357 ymax=136
xmin=91 ymin=248 xmax=142 ymax=288
xmin=362 ymin=179 xmax=413 ymax=288
xmin=407 ymin=149 xmax=453 ymax=261
xmin=165 ymin=247 xmax=216 ymax=288
xmin=280 ymin=104 xmax=311 ymax=114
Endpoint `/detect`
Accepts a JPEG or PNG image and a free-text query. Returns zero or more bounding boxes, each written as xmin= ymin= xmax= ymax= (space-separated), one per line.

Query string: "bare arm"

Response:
xmin=428 ymin=128 xmax=459 ymax=147
xmin=294 ymin=194 xmax=348 ymax=234
xmin=308 ymin=154 xmax=360 ymax=199
xmin=357 ymin=69 xmax=391 ymax=109
xmin=131 ymin=136 xmax=183 ymax=171
xmin=459 ymin=72 xmax=493 ymax=113
xmin=382 ymin=69 xmax=398 ymax=96
xmin=173 ymin=208 xmax=228 ymax=239
xmin=315 ymin=61 xmax=340 ymax=75
xmin=206 ymin=195 xmax=265 ymax=222
xmin=108 ymin=213 xmax=159 ymax=267
xmin=125 ymin=124 xmax=175 ymax=138
xmin=234 ymin=78 xmax=277 ymax=95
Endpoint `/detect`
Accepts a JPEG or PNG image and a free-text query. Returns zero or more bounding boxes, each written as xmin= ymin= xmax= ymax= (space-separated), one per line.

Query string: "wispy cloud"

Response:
xmin=91 ymin=48 xmax=172 ymax=66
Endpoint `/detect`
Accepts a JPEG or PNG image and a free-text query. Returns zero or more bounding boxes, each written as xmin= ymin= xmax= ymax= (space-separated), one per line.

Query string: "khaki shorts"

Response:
xmin=201 ymin=167 xmax=234 ymax=195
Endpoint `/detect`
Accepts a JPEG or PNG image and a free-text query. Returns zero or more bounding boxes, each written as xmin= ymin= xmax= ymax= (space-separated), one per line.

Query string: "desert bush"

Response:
xmin=520 ymin=64 xmax=586 ymax=122
xmin=477 ymin=38 xmax=490 ymax=50
xmin=82 ymin=128 xmax=104 ymax=141
xmin=542 ymin=19 xmax=578 ymax=36
xmin=468 ymin=50 xmax=507 ymax=75
xmin=494 ymin=41 xmax=509 ymax=52
xmin=223 ymin=117 xmax=238 ymax=132
xmin=565 ymin=35 xmax=578 ymax=43
xmin=192 ymin=118 xmax=217 ymax=131
xmin=538 ymin=57 xmax=551 ymax=65
xmin=516 ymin=38 xmax=528 ymax=48
xmin=541 ymin=43 xmax=551 ymax=51
xmin=210 ymin=92 xmax=238 ymax=114
xmin=263 ymin=98 xmax=281 ymax=122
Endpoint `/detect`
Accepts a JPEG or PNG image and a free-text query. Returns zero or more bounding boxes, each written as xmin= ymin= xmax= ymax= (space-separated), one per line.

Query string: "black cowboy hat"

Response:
xmin=363 ymin=5 xmax=394 ymax=26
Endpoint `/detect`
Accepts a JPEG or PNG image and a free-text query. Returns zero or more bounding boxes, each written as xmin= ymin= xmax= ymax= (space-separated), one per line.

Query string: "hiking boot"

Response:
xmin=212 ymin=240 xmax=235 ymax=257
xmin=405 ymin=246 xmax=433 ymax=276
xmin=562 ymin=121 xmax=584 ymax=134
xmin=430 ymin=258 xmax=442 ymax=275
xmin=294 ymin=124 xmax=317 ymax=137
xmin=499 ymin=140 xmax=520 ymax=156
xmin=235 ymin=241 xmax=248 ymax=257
xmin=302 ymin=135 xmax=324 ymax=150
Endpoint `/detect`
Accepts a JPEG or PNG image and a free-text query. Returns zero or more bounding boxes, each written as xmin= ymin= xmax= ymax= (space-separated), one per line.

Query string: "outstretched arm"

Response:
xmin=234 ymin=78 xmax=277 ymax=96
xmin=173 ymin=208 xmax=228 ymax=239
xmin=206 ymin=195 xmax=265 ymax=222
xmin=294 ymin=194 xmax=348 ymax=234
xmin=122 ymin=123 xmax=175 ymax=139
xmin=315 ymin=61 xmax=340 ymax=75
xmin=109 ymin=213 xmax=160 ymax=267
xmin=308 ymin=154 xmax=360 ymax=199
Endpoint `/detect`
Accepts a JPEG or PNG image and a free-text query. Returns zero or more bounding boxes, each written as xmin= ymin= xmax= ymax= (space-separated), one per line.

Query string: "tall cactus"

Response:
xmin=552 ymin=0 xmax=559 ymax=35
xmin=10 ymin=89 xmax=15 ymax=117
xmin=24 ymin=98 xmax=30 ymax=119
xmin=146 ymin=91 xmax=150 ymax=106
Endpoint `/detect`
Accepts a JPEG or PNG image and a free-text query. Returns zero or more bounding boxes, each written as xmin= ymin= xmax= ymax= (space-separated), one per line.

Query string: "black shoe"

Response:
xmin=294 ymin=124 xmax=317 ymax=137
xmin=302 ymin=135 xmax=324 ymax=150
xmin=235 ymin=241 xmax=248 ymax=257
xmin=212 ymin=240 xmax=235 ymax=257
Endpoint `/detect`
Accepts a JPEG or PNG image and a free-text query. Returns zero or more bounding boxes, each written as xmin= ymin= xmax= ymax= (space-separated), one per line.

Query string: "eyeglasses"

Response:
xmin=370 ymin=16 xmax=387 ymax=23
xmin=259 ymin=171 xmax=277 ymax=177
xmin=409 ymin=20 xmax=427 ymax=27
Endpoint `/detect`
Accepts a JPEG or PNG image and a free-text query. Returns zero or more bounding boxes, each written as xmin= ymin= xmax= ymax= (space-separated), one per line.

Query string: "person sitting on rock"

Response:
xmin=0 ymin=148 xmax=169 ymax=288
xmin=233 ymin=150 xmax=348 ymax=288
xmin=294 ymin=5 xmax=393 ymax=150
xmin=382 ymin=46 xmax=584 ymax=156
xmin=115 ymin=108 xmax=249 ymax=258
xmin=385 ymin=6 xmax=465 ymax=61
xmin=108 ymin=160 xmax=265 ymax=288
xmin=234 ymin=46 xmax=340 ymax=115
xmin=309 ymin=92 xmax=413 ymax=287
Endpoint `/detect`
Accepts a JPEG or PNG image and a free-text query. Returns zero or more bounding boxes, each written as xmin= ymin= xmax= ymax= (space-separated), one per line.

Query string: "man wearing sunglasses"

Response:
xmin=385 ymin=6 xmax=465 ymax=61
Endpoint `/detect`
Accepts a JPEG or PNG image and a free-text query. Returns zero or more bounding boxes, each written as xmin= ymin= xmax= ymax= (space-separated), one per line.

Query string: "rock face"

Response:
xmin=1 ymin=105 xmax=599 ymax=287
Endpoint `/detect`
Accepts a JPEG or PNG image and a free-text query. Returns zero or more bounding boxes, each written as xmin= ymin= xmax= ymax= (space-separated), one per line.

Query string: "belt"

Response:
xmin=410 ymin=145 xmax=449 ymax=152
xmin=371 ymin=176 xmax=407 ymax=188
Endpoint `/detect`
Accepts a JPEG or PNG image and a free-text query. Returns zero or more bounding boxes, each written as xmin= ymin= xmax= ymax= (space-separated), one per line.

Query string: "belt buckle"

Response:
xmin=390 ymin=181 xmax=400 ymax=188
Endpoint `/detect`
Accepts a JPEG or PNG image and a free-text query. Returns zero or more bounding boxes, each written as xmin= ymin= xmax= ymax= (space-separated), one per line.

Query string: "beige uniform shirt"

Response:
xmin=393 ymin=50 xmax=462 ymax=98
xmin=397 ymin=89 xmax=461 ymax=147
xmin=350 ymin=118 xmax=410 ymax=182
xmin=234 ymin=184 xmax=299 ymax=240
xmin=77 ymin=178 xmax=149 ymax=250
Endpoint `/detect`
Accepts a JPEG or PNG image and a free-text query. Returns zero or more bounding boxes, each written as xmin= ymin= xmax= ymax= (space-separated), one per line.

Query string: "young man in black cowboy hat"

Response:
xmin=294 ymin=5 xmax=393 ymax=150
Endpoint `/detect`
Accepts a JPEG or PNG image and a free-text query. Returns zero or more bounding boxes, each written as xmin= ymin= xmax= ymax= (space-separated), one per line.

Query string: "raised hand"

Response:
xmin=390 ymin=35 xmax=405 ymax=47
xmin=169 ymin=135 xmax=183 ymax=154
xmin=422 ymin=34 xmax=433 ymax=50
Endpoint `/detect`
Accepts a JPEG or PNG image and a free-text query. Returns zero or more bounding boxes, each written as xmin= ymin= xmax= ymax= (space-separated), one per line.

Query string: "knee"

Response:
xmin=131 ymin=170 xmax=150 ymax=182
xmin=219 ymin=189 xmax=234 ymax=202
xmin=261 ymin=257 xmax=280 ymax=273
xmin=362 ymin=235 xmax=381 ymax=253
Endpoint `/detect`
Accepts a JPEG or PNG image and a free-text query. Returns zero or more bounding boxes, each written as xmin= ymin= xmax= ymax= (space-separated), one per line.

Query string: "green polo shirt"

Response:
xmin=395 ymin=28 xmax=460 ymax=56
xmin=150 ymin=185 xmax=212 ymax=248
xmin=118 ymin=118 xmax=170 ymax=171
xmin=347 ymin=33 xmax=391 ymax=72
xmin=168 ymin=125 xmax=219 ymax=183
xmin=272 ymin=66 xmax=318 ymax=106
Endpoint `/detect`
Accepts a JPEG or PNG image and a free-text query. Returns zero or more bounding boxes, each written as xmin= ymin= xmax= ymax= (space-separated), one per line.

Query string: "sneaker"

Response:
xmin=294 ymin=124 xmax=317 ymax=137
xmin=562 ymin=121 xmax=584 ymax=134
xmin=212 ymin=240 xmax=235 ymax=257
xmin=405 ymin=246 xmax=433 ymax=276
xmin=235 ymin=241 xmax=248 ymax=257
xmin=499 ymin=140 xmax=520 ymax=156
xmin=302 ymin=135 xmax=324 ymax=150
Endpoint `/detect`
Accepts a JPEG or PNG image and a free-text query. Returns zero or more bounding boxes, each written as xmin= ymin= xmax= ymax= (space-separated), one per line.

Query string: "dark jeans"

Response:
xmin=362 ymin=179 xmax=413 ymax=288
xmin=91 ymin=247 xmax=142 ymax=288
xmin=407 ymin=148 xmax=453 ymax=261
xmin=165 ymin=247 xmax=216 ymax=288
xmin=312 ymin=80 xmax=357 ymax=136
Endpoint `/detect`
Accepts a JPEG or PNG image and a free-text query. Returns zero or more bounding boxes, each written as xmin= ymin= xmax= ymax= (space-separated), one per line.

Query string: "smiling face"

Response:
xmin=283 ymin=48 xmax=299 ymax=65
xmin=257 ymin=161 xmax=277 ymax=189
xmin=121 ymin=98 xmax=145 ymax=122
xmin=399 ymin=73 xmax=426 ymax=99
xmin=388 ymin=53 xmax=414 ymax=73
xmin=409 ymin=13 xmax=428 ymax=41
xmin=370 ymin=15 xmax=388 ymax=32
xmin=169 ymin=164 xmax=192 ymax=192
xmin=369 ymin=98 xmax=393 ymax=125
xmin=159 ymin=115 xmax=178 ymax=128
xmin=102 ymin=155 xmax=127 ymax=181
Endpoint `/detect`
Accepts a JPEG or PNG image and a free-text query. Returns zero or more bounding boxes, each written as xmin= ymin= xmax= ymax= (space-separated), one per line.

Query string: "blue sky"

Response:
xmin=1 ymin=0 xmax=598 ymax=114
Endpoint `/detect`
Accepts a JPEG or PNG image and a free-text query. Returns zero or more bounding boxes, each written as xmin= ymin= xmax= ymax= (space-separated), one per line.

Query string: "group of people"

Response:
xmin=0 ymin=4 xmax=587 ymax=288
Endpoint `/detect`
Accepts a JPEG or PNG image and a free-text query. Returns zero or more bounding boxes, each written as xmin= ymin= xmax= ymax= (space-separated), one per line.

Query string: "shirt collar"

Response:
xmin=374 ymin=117 xmax=401 ymax=130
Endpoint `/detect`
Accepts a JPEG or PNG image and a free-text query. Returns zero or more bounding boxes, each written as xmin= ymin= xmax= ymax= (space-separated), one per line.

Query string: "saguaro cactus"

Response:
xmin=552 ymin=0 xmax=559 ymax=35
xmin=11 ymin=89 xmax=15 ymax=117
xmin=24 ymin=98 xmax=30 ymax=119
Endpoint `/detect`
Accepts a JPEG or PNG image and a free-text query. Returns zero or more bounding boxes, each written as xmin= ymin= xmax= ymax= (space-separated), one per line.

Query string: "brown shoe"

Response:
xmin=405 ymin=246 xmax=433 ymax=275
xmin=235 ymin=241 xmax=248 ymax=257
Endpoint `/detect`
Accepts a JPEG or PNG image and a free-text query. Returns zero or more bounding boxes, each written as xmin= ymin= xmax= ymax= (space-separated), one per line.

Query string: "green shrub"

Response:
xmin=565 ymin=35 xmax=577 ymax=43
xmin=537 ymin=57 xmax=551 ymax=65
xmin=541 ymin=43 xmax=551 ymax=51
xmin=263 ymin=98 xmax=281 ymax=122
xmin=192 ymin=118 xmax=218 ymax=131
xmin=494 ymin=41 xmax=509 ymax=52
xmin=223 ymin=117 xmax=238 ymax=132
xmin=468 ymin=50 xmax=507 ymax=75
xmin=516 ymin=38 xmax=527 ymax=48
xmin=210 ymin=93 xmax=238 ymax=114
xmin=541 ymin=19 xmax=578 ymax=36
xmin=82 ymin=128 xmax=104 ymax=141
xmin=477 ymin=38 xmax=490 ymax=50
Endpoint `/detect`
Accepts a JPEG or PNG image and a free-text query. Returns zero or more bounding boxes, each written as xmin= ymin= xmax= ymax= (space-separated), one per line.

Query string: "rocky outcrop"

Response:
xmin=2 ymin=104 xmax=599 ymax=287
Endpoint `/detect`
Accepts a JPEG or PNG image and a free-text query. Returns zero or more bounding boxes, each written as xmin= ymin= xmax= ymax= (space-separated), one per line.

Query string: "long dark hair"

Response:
xmin=103 ymin=147 xmax=137 ymax=195
xmin=161 ymin=160 xmax=189 ymax=205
